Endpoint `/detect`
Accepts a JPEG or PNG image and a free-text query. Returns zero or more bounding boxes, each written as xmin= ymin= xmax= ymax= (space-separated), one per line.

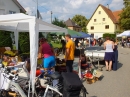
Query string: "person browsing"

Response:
xmin=65 ymin=34 xmax=75 ymax=72
xmin=104 ymin=37 xmax=114 ymax=71
xmin=38 ymin=38 xmax=55 ymax=72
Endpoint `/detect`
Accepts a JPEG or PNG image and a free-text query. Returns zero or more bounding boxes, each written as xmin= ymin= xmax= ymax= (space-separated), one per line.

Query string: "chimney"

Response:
xmin=107 ymin=4 xmax=109 ymax=9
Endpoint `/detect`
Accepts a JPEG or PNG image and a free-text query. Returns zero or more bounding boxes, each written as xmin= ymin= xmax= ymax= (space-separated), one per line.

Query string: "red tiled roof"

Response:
xmin=112 ymin=10 xmax=122 ymax=22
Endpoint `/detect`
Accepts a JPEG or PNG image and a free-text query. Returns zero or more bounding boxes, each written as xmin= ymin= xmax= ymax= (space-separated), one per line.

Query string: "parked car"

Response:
xmin=84 ymin=46 xmax=105 ymax=60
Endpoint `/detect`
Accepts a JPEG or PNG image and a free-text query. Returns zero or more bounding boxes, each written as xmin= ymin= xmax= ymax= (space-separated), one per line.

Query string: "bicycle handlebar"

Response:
xmin=0 ymin=64 xmax=19 ymax=81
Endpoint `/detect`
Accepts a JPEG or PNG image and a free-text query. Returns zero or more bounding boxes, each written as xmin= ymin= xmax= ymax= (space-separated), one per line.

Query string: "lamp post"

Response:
xmin=51 ymin=11 xmax=53 ymax=23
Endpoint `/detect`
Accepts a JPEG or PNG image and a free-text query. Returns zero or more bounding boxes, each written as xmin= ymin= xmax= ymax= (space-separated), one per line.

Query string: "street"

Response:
xmin=83 ymin=47 xmax=130 ymax=97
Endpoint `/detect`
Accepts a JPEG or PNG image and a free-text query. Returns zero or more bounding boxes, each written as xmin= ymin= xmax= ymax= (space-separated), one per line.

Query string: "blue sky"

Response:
xmin=18 ymin=0 xmax=124 ymax=23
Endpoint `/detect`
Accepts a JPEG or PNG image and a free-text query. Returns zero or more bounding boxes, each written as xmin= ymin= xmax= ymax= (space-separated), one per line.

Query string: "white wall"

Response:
xmin=1 ymin=0 xmax=20 ymax=14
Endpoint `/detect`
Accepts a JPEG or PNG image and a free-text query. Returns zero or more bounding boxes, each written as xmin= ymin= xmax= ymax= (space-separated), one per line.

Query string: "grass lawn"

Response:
xmin=51 ymin=42 xmax=62 ymax=48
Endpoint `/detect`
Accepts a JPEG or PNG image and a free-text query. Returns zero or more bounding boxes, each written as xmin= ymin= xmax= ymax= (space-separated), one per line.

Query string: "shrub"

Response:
xmin=19 ymin=32 xmax=44 ymax=54
xmin=103 ymin=33 xmax=116 ymax=39
xmin=19 ymin=32 xmax=30 ymax=53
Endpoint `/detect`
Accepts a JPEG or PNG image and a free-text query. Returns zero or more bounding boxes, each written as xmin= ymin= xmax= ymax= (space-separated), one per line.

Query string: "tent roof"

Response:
xmin=117 ymin=30 xmax=130 ymax=37
xmin=79 ymin=32 xmax=91 ymax=38
xmin=0 ymin=13 xmax=67 ymax=33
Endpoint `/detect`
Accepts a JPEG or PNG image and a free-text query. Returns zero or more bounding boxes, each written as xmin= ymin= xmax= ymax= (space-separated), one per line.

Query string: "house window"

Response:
xmin=91 ymin=26 xmax=94 ymax=30
xmin=103 ymin=18 xmax=105 ymax=21
xmin=105 ymin=25 xmax=109 ymax=29
xmin=99 ymin=11 xmax=101 ymax=14
xmin=9 ymin=11 xmax=16 ymax=14
xmin=94 ymin=19 xmax=97 ymax=22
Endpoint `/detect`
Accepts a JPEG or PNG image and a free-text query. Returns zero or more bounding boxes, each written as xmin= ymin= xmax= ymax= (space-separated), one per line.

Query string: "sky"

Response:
xmin=18 ymin=0 xmax=124 ymax=23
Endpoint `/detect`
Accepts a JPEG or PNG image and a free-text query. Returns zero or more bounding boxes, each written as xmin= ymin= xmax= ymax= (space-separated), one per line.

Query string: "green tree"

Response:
xmin=52 ymin=17 xmax=67 ymax=28
xmin=72 ymin=15 xmax=88 ymax=32
xmin=119 ymin=0 xmax=130 ymax=30
xmin=0 ymin=30 xmax=12 ymax=48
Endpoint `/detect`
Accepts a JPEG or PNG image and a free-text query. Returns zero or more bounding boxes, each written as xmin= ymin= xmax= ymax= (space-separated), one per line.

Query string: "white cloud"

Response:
xmin=109 ymin=0 xmax=124 ymax=11
xmin=18 ymin=0 xmax=124 ymax=22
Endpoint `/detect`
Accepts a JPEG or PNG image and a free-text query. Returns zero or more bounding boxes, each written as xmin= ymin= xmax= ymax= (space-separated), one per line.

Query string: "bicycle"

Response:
xmin=40 ymin=72 xmax=88 ymax=97
xmin=0 ymin=62 xmax=88 ymax=97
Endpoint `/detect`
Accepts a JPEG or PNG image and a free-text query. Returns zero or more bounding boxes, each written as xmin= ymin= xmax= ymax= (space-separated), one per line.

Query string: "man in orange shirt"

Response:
xmin=65 ymin=34 xmax=75 ymax=72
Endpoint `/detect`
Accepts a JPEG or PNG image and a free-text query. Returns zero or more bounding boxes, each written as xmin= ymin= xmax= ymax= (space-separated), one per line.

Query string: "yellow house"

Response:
xmin=87 ymin=4 xmax=122 ymax=38
xmin=65 ymin=18 xmax=82 ymax=32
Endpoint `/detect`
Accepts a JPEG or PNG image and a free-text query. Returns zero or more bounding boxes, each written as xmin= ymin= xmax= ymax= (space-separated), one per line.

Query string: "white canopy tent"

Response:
xmin=117 ymin=30 xmax=130 ymax=37
xmin=0 ymin=13 xmax=67 ymax=95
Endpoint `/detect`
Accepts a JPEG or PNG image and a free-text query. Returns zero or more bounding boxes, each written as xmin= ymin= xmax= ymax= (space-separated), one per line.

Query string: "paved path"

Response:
xmin=83 ymin=47 xmax=130 ymax=97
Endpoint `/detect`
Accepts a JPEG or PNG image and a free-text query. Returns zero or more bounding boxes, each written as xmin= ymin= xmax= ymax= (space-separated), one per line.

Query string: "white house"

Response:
xmin=0 ymin=0 xmax=26 ymax=15
xmin=87 ymin=4 xmax=122 ymax=39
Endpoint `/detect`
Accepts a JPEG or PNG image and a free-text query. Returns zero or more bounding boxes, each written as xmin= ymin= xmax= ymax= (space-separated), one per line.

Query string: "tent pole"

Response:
xmin=14 ymin=31 xmax=18 ymax=50
xmin=29 ymin=19 xmax=39 ymax=97
xmin=14 ymin=23 xmax=19 ymax=50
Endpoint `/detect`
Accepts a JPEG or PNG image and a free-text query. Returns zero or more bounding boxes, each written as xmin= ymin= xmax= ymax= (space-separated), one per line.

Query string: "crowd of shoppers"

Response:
xmin=121 ymin=38 xmax=130 ymax=48
xmin=36 ymin=34 xmax=119 ymax=73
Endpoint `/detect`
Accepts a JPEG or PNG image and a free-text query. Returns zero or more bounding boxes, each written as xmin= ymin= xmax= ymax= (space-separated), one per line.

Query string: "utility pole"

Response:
xmin=36 ymin=0 xmax=38 ymax=18
xmin=51 ymin=11 xmax=53 ymax=23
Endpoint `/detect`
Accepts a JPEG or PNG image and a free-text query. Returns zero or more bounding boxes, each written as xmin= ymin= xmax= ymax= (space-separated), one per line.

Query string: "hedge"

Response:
xmin=19 ymin=32 xmax=44 ymax=54
xmin=103 ymin=33 xmax=116 ymax=39
xmin=0 ymin=31 xmax=44 ymax=54
xmin=0 ymin=30 xmax=12 ymax=48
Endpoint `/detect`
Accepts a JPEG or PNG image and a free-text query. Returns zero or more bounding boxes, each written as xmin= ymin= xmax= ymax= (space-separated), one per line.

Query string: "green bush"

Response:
xmin=103 ymin=33 xmax=116 ymax=39
xmin=19 ymin=32 xmax=30 ymax=53
xmin=0 ymin=30 xmax=12 ymax=48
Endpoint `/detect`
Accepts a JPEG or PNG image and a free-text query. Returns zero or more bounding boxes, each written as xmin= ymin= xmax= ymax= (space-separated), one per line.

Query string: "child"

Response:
xmin=80 ymin=54 xmax=91 ymax=70
xmin=2 ymin=54 xmax=12 ymax=67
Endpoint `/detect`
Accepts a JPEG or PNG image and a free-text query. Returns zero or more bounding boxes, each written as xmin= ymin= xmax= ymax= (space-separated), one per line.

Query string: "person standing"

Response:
xmin=61 ymin=39 xmax=66 ymax=54
xmin=127 ymin=38 xmax=130 ymax=48
xmin=104 ymin=37 xmax=114 ymax=71
xmin=75 ymin=38 xmax=79 ymax=48
xmin=38 ymin=38 xmax=55 ymax=72
xmin=65 ymin=34 xmax=75 ymax=72
xmin=98 ymin=38 xmax=103 ymax=46
xmin=112 ymin=39 xmax=118 ymax=71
